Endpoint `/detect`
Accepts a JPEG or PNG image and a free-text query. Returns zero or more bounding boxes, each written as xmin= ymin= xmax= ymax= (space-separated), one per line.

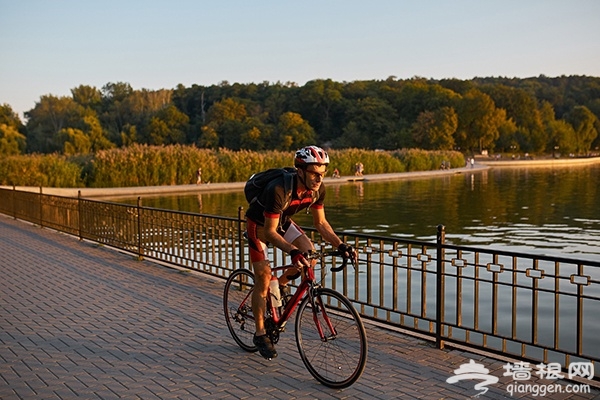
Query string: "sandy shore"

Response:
xmin=476 ymin=155 xmax=600 ymax=167
xmin=3 ymin=156 xmax=599 ymax=198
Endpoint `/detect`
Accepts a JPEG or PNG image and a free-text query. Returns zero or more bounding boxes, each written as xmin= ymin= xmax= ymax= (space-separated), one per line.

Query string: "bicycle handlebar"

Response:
xmin=306 ymin=250 xmax=355 ymax=272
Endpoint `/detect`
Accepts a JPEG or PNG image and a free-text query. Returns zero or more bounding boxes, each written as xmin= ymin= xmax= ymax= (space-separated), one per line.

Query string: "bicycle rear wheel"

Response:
xmin=223 ymin=269 xmax=257 ymax=352
xmin=295 ymin=288 xmax=367 ymax=388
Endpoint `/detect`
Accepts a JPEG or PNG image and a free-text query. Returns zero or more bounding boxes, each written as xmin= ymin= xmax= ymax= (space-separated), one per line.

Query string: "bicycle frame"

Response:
xmin=271 ymin=265 xmax=316 ymax=323
xmin=246 ymin=259 xmax=339 ymax=342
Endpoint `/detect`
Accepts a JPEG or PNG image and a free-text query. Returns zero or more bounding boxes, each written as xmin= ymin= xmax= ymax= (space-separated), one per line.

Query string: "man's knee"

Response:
xmin=253 ymin=261 xmax=271 ymax=286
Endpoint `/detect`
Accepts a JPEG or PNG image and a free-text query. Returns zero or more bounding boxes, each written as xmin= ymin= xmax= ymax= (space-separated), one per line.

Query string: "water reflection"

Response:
xmin=117 ymin=164 xmax=600 ymax=261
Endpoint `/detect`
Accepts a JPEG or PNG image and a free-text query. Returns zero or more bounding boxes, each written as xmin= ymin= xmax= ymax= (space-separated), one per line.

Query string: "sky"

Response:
xmin=1 ymin=0 xmax=599 ymax=119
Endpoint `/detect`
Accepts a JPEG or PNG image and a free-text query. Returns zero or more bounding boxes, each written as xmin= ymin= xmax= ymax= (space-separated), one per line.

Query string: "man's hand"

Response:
xmin=337 ymin=243 xmax=357 ymax=263
xmin=290 ymin=249 xmax=310 ymax=269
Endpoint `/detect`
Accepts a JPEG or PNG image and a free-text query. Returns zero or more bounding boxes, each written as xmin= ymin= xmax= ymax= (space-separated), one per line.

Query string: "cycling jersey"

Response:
xmin=245 ymin=173 xmax=326 ymax=228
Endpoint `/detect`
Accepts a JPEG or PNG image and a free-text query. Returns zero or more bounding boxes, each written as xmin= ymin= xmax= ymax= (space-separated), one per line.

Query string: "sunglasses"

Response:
xmin=304 ymin=169 xmax=327 ymax=179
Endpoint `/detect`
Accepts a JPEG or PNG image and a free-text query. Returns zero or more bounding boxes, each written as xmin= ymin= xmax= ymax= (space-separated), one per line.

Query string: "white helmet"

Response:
xmin=294 ymin=146 xmax=330 ymax=168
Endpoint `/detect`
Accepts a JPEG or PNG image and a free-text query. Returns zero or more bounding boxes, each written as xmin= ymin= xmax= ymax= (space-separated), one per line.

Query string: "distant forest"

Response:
xmin=1 ymin=75 xmax=599 ymax=157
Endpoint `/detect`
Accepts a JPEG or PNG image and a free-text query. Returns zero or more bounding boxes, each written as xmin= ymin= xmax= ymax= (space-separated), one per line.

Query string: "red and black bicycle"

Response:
xmin=223 ymin=250 xmax=368 ymax=388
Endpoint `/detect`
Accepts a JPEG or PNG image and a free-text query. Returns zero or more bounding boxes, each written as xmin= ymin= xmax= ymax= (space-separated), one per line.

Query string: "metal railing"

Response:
xmin=1 ymin=187 xmax=598 ymax=379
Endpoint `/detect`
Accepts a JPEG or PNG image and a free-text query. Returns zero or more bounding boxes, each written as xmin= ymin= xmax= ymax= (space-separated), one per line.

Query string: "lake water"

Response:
xmin=118 ymin=163 xmax=600 ymax=262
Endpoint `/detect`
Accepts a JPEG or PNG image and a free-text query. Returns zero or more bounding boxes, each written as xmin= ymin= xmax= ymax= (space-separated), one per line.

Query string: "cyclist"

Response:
xmin=245 ymin=145 xmax=357 ymax=359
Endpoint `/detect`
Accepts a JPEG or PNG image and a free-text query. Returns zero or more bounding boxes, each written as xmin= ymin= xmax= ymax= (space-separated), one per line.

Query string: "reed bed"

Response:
xmin=0 ymin=153 xmax=84 ymax=187
xmin=1 ymin=145 xmax=465 ymax=188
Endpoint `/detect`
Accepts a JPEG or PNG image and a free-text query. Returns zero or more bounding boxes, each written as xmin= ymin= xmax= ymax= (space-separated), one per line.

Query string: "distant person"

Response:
xmin=332 ymin=168 xmax=340 ymax=178
xmin=354 ymin=162 xmax=364 ymax=176
xmin=196 ymin=168 xmax=202 ymax=184
xmin=470 ymin=158 xmax=474 ymax=168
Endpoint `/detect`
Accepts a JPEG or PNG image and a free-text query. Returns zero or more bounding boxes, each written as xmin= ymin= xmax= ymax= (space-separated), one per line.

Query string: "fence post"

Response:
xmin=12 ymin=185 xmax=16 ymax=220
xmin=436 ymin=224 xmax=445 ymax=349
xmin=78 ymin=191 xmax=83 ymax=241
xmin=238 ymin=206 xmax=244 ymax=270
xmin=39 ymin=186 xmax=43 ymax=228
xmin=137 ymin=197 xmax=143 ymax=261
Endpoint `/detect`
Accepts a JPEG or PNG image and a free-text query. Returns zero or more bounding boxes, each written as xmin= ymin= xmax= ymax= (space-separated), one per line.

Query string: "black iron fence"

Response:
xmin=1 ymin=187 xmax=598 ymax=378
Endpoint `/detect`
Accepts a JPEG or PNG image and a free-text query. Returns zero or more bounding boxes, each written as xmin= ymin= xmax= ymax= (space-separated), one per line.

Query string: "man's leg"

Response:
xmin=251 ymin=260 xmax=270 ymax=337
xmin=246 ymin=219 xmax=278 ymax=359
xmin=251 ymin=259 xmax=278 ymax=359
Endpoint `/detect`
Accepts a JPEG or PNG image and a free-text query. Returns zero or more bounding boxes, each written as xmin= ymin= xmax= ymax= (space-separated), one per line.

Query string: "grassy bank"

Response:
xmin=0 ymin=145 xmax=465 ymax=188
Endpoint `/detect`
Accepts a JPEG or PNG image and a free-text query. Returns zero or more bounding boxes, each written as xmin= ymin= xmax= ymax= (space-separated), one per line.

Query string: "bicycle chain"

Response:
xmin=265 ymin=317 xmax=280 ymax=344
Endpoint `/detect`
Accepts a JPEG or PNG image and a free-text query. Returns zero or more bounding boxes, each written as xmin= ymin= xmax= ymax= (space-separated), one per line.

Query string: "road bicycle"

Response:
xmin=223 ymin=250 xmax=368 ymax=389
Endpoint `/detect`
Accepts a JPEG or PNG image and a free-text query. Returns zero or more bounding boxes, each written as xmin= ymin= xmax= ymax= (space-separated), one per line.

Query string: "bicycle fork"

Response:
xmin=309 ymin=290 xmax=337 ymax=342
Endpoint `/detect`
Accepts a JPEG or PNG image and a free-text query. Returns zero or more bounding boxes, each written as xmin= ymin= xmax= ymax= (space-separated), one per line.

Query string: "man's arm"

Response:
xmin=262 ymin=215 xmax=297 ymax=253
xmin=311 ymin=207 xmax=343 ymax=248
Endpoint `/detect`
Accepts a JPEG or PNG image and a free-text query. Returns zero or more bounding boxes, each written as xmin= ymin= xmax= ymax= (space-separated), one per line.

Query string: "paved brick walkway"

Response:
xmin=1 ymin=215 xmax=598 ymax=399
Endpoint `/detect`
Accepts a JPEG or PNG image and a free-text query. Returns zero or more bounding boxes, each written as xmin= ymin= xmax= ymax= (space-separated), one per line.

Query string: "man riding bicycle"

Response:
xmin=245 ymin=145 xmax=356 ymax=359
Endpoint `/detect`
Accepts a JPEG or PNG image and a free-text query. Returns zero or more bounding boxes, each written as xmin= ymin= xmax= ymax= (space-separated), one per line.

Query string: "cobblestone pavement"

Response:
xmin=1 ymin=215 xmax=598 ymax=399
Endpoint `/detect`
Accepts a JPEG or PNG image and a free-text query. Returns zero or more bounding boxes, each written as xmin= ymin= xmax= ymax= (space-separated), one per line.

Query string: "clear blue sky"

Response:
xmin=1 ymin=0 xmax=599 ymax=118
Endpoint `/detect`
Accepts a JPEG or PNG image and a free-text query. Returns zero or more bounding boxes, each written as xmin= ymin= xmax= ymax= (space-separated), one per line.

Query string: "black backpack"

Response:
xmin=244 ymin=167 xmax=296 ymax=208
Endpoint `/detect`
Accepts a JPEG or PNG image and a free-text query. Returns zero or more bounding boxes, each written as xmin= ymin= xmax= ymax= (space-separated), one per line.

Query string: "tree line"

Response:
xmin=1 ymin=75 xmax=599 ymax=158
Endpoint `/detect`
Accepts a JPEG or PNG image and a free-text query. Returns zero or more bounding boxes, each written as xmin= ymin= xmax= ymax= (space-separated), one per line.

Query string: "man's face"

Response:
xmin=301 ymin=164 xmax=327 ymax=191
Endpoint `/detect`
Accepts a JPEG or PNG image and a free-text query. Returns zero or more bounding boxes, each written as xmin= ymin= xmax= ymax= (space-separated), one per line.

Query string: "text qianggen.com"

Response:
xmin=506 ymin=382 xmax=591 ymax=397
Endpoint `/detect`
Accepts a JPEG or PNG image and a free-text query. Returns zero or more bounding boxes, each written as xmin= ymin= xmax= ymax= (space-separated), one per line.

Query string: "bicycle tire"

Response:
xmin=223 ymin=269 xmax=257 ymax=352
xmin=295 ymin=288 xmax=368 ymax=388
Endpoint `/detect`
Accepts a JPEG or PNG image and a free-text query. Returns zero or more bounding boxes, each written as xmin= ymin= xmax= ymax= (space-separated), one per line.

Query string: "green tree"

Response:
xmin=539 ymin=101 xmax=576 ymax=155
xmin=100 ymin=82 xmax=135 ymax=143
xmin=547 ymin=120 xmax=577 ymax=155
xmin=240 ymin=126 xmax=263 ymax=150
xmin=25 ymin=95 xmax=85 ymax=153
xmin=59 ymin=128 xmax=91 ymax=155
xmin=337 ymin=97 xmax=397 ymax=149
xmin=455 ymin=89 xmax=509 ymax=153
xmin=411 ymin=106 xmax=458 ymax=150
xmin=296 ymin=79 xmax=343 ymax=141
xmin=120 ymin=124 xmax=138 ymax=147
xmin=0 ymin=124 xmax=27 ymax=155
xmin=274 ymin=112 xmax=316 ymax=150
xmin=384 ymin=79 xmax=458 ymax=124
xmin=56 ymin=114 xmax=113 ymax=155
xmin=204 ymin=98 xmax=259 ymax=149
xmin=565 ymin=106 xmax=599 ymax=155
xmin=207 ymin=97 xmax=247 ymax=124
xmin=0 ymin=104 xmax=25 ymax=131
xmin=493 ymin=117 xmax=519 ymax=153
xmin=198 ymin=125 xmax=219 ymax=148
xmin=71 ymin=85 xmax=102 ymax=110
xmin=146 ymin=105 xmax=189 ymax=145
xmin=84 ymin=114 xmax=114 ymax=152
xmin=481 ymin=85 xmax=545 ymax=152
xmin=263 ymin=82 xmax=293 ymax=125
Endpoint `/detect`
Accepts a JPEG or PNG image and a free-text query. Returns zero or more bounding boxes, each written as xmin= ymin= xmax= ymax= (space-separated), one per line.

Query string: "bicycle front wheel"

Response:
xmin=295 ymin=288 xmax=367 ymax=388
xmin=223 ymin=268 xmax=257 ymax=352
